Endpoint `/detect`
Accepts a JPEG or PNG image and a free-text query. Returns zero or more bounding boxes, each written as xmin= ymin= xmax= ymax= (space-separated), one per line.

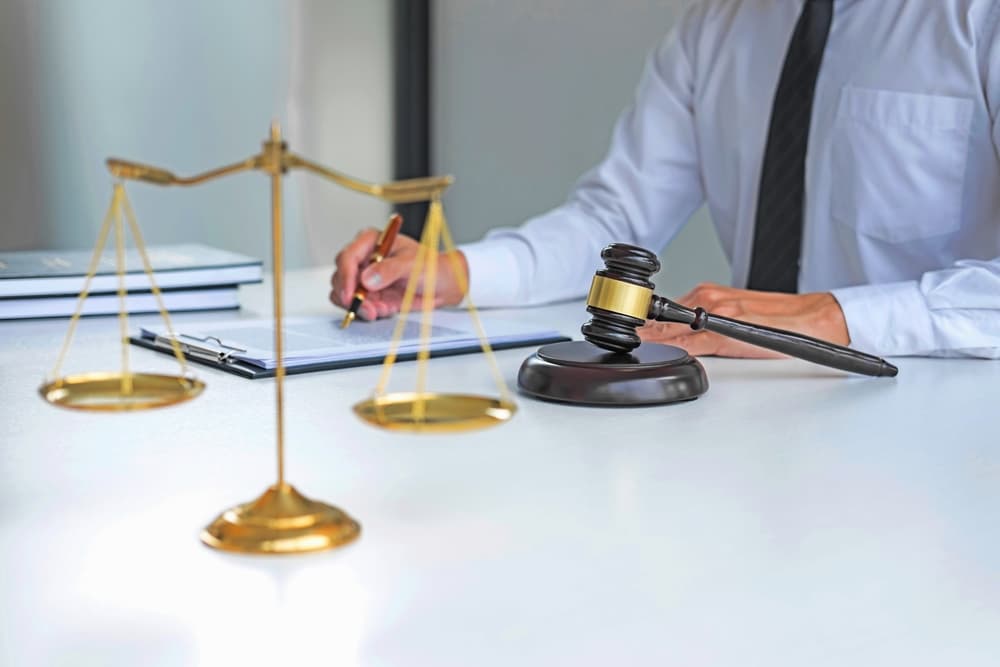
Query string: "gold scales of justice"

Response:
xmin=37 ymin=121 xmax=516 ymax=554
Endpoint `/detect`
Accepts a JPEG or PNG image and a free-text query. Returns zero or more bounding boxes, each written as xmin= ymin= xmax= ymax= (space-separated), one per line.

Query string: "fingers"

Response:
xmin=332 ymin=228 xmax=380 ymax=305
xmin=358 ymin=285 xmax=408 ymax=321
xmin=359 ymin=299 xmax=380 ymax=321
xmin=667 ymin=334 xmax=722 ymax=357
xmin=640 ymin=324 xmax=783 ymax=359
xmin=676 ymin=282 xmax=808 ymax=318
xmin=640 ymin=323 xmax=720 ymax=356
xmin=331 ymin=233 xmax=458 ymax=322
xmin=328 ymin=287 xmax=379 ymax=320
xmin=639 ymin=320 xmax=745 ymax=357
xmin=677 ymin=283 xmax=755 ymax=309
xmin=676 ymin=282 xmax=725 ymax=307
xmin=637 ymin=322 xmax=691 ymax=345
xmin=355 ymin=287 xmax=446 ymax=322
xmin=361 ymin=254 xmax=411 ymax=292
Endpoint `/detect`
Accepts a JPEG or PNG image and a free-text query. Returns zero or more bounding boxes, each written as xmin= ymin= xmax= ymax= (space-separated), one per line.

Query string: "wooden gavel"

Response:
xmin=580 ymin=244 xmax=898 ymax=377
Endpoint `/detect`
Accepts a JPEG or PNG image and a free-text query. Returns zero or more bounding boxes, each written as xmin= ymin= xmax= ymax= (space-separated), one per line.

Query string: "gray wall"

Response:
xmin=0 ymin=0 xmax=393 ymax=270
xmin=433 ymin=0 xmax=730 ymax=294
xmin=1 ymin=0 xmax=729 ymax=291
xmin=288 ymin=1 xmax=394 ymax=267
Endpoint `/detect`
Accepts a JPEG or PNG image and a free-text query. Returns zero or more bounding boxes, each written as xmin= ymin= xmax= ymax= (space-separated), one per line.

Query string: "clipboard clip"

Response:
xmin=153 ymin=333 xmax=247 ymax=364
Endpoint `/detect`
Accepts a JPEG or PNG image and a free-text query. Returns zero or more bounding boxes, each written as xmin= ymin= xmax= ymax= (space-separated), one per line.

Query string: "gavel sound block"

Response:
xmin=517 ymin=244 xmax=897 ymax=406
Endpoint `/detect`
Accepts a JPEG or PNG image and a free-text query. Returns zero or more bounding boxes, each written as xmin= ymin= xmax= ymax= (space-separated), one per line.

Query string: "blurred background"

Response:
xmin=0 ymin=0 xmax=727 ymax=293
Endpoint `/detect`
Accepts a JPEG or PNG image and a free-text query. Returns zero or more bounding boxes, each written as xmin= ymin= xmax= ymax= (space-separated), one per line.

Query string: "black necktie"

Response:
xmin=747 ymin=0 xmax=834 ymax=293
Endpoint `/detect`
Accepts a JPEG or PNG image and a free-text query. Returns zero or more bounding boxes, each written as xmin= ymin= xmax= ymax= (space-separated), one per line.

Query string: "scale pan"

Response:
xmin=39 ymin=372 xmax=204 ymax=412
xmin=354 ymin=392 xmax=516 ymax=433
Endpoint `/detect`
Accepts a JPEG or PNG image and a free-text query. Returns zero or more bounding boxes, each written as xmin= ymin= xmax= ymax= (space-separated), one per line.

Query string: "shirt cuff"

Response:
xmin=830 ymin=280 xmax=936 ymax=356
xmin=457 ymin=240 xmax=524 ymax=308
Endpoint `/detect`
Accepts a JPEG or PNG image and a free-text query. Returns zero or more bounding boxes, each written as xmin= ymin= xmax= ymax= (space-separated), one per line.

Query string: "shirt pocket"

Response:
xmin=830 ymin=86 xmax=973 ymax=243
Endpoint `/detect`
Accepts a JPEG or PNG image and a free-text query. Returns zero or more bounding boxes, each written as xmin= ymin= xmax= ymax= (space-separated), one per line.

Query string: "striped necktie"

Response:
xmin=747 ymin=0 xmax=834 ymax=293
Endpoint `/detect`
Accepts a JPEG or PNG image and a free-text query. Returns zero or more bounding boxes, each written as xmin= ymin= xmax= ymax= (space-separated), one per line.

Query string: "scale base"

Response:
xmin=39 ymin=372 xmax=204 ymax=412
xmin=354 ymin=392 xmax=516 ymax=433
xmin=517 ymin=340 xmax=708 ymax=406
xmin=201 ymin=483 xmax=360 ymax=555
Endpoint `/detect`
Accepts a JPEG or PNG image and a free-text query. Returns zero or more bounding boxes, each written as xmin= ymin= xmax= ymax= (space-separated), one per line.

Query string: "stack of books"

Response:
xmin=0 ymin=244 xmax=263 ymax=320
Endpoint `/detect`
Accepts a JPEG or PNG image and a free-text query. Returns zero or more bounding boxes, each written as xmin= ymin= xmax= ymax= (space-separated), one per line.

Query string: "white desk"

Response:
xmin=2 ymin=268 xmax=999 ymax=666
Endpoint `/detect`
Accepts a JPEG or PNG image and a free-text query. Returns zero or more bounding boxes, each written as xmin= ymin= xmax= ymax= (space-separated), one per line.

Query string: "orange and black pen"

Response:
xmin=340 ymin=213 xmax=404 ymax=328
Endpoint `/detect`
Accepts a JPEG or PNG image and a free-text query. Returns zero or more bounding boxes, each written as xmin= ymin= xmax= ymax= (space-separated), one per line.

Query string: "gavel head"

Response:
xmin=581 ymin=244 xmax=659 ymax=353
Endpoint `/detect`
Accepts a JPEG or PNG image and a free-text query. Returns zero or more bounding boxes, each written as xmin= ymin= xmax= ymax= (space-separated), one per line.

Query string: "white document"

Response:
xmin=139 ymin=311 xmax=566 ymax=370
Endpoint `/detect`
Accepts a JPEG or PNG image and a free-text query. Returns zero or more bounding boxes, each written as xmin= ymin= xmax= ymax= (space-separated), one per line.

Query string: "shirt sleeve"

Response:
xmin=459 ymin=7 xmax=707 ymax=308
xmin=830 ymin=5 xmax=1000 ymax=359
xmin=831 ymin=261 xmax=1000 ymax=358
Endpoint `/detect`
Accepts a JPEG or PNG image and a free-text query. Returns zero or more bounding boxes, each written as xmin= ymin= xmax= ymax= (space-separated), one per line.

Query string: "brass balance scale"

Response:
xmin=38 ymin=121 xmax=516 ymax=554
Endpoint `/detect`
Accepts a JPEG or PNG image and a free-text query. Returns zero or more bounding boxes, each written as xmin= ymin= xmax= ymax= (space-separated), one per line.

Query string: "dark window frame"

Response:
xmin=393 ymin=0 xmax=431 ymax=239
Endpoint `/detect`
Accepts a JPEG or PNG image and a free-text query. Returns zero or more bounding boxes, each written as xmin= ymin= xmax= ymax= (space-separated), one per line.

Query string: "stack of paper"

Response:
xmin=0 ymin=244 xmax=262 ymax=320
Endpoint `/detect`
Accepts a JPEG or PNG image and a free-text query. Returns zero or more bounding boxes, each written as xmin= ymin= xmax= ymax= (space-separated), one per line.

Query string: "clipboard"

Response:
xmin=129 ymin=316 xmax=569 ymax=379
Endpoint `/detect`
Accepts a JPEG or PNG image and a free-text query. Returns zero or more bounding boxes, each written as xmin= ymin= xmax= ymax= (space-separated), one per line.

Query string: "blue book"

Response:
xmin=0 ymin=243 xmax=262 ymax=298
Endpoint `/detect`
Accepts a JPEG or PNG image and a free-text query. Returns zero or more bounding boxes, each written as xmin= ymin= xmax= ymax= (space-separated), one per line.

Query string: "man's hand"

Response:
xmin=329 ymin=228 xmax=468 ymax=321
xmin=639 ymin=283 xmax=850 ymax=358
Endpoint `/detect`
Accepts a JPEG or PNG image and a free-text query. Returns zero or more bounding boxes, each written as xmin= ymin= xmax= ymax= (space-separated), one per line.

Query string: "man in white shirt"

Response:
xmin=331 ymin=0 xmax=1000 ymax=359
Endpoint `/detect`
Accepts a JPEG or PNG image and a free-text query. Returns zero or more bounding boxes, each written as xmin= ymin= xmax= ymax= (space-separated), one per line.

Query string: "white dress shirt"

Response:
xmin=459 ymin=0 xmax=1000 ymax=358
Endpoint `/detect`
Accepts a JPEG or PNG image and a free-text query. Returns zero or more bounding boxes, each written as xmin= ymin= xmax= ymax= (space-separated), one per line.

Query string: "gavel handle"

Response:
xmin=648 ymin=296 xmax=898 ymax=377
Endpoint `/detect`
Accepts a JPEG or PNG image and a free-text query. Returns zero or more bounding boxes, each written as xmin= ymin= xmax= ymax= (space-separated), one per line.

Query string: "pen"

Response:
xmin=340 ymin=213 xmax=404 ymax=328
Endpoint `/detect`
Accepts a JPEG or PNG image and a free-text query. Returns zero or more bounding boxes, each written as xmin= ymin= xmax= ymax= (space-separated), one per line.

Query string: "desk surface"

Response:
xmin=2 ymin=267 xmax=999 ymax=667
